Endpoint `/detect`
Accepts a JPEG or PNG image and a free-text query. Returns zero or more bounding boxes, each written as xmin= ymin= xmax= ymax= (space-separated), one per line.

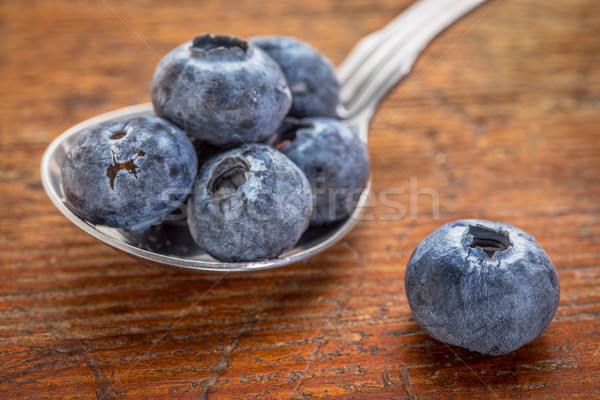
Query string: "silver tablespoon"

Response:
xmin=41 ymin=0 xmax=487 ymax=272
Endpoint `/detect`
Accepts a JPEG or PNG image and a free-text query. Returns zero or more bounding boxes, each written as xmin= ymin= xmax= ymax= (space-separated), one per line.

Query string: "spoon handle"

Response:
xmin=337 ymin=0 xmax=488 ymax=120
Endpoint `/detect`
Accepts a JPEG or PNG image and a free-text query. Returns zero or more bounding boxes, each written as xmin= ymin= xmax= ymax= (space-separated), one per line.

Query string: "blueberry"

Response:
xmin=273 ymin=117 xmax=370 ymax=225
xmin=150 ymin=34 xmax=292 ymax=147
xmin=250 ymin=35 xmax=340 ymax=118
xmin=405 ymin=219 xmax=560 ymax=355
xmin=187 ymin=144 xmax=312 ymax=262
xmin=61 ymin=116 xmax=198 ymax=231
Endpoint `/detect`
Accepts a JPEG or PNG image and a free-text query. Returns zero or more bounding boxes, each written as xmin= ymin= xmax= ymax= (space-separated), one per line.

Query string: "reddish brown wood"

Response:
xmin=1 ymin=0 xmax=599 ymax=398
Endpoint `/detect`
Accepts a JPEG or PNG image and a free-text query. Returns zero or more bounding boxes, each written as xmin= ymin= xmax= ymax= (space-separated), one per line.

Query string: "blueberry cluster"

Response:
xmin=61 ymin=33 xmax=370 ymax=261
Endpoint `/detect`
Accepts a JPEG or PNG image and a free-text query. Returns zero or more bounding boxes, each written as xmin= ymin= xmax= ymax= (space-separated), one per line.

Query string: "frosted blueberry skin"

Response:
xmin=274 ymin=117 xmax=370 ymax=225
xmin=250 ymin=35 xmax=340 ymax=118
xmin=187 ymin=144 xmax=312 ymax=262
xmin=61 ymin=116 xmax=198 ymax=231
xmin=405 ymin=219 xmax=560 ymax=356
xmin=150 ymin=34 xmax=292 ymax=147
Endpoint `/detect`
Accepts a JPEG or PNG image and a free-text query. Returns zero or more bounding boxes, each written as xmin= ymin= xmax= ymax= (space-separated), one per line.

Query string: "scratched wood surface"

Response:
xmin=1 ymin=0 xmax=599 ymax=398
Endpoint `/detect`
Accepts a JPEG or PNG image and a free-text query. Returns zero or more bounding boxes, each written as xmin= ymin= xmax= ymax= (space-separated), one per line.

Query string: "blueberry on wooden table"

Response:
xmin=187 ymin=144 xmax=312 ymax=262
xmin=151 ymin=34 xmax=292 ymax=147
xmin=60 ymin=116 xmax=198 ymax=231
xmin=405 ymin=219 xmax=560 ymax=356
xmin=251 ymin=35 xmax=340 ymax=119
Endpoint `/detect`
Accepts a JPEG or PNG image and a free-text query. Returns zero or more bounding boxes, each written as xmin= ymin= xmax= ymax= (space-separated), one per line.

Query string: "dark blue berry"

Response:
xmin=274 ymin=117 xmax=369 ymax=225
xmin=187 ymin=144 xmax=312 ymax=262
xmin=251 ymin=35 xmax=340 ymax=118
xmin=61 ymin=116 xmax=198 ymax=231
xmin=405 ymin=219 xmax=560 ymax=355
xmin=150 ymin=34 xmax=291 ymax=147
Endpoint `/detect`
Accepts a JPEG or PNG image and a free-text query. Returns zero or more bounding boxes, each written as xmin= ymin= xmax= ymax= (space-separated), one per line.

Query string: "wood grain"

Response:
xmin=1 ymin=0 xmax=599 ymax=398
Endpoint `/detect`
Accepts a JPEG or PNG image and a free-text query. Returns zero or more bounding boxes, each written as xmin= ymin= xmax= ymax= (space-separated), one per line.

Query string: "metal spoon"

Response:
xmin=41 ymin=0 xmax=487 ymax=273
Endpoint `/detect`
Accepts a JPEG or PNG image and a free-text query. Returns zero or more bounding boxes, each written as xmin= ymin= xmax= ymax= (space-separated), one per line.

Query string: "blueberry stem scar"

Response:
xmin=191 ymin=34 xmax=248 ymax=53
xmin=208 ymin=155 xmax=250 ymax=202
xmin=467 ymin=224 xmax=512 ymax=259
xmin=110 ymin=131 xmax=127 ymax=140
xmin=106 ymin=149 xmax=145 ymax=190
xmin=273 ymin=118 xmax=313 ymax=150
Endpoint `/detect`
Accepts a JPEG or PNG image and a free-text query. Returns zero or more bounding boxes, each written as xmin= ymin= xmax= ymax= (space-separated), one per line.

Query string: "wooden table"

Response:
xmin=1 ymin=0 xmax=599 ymax=398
